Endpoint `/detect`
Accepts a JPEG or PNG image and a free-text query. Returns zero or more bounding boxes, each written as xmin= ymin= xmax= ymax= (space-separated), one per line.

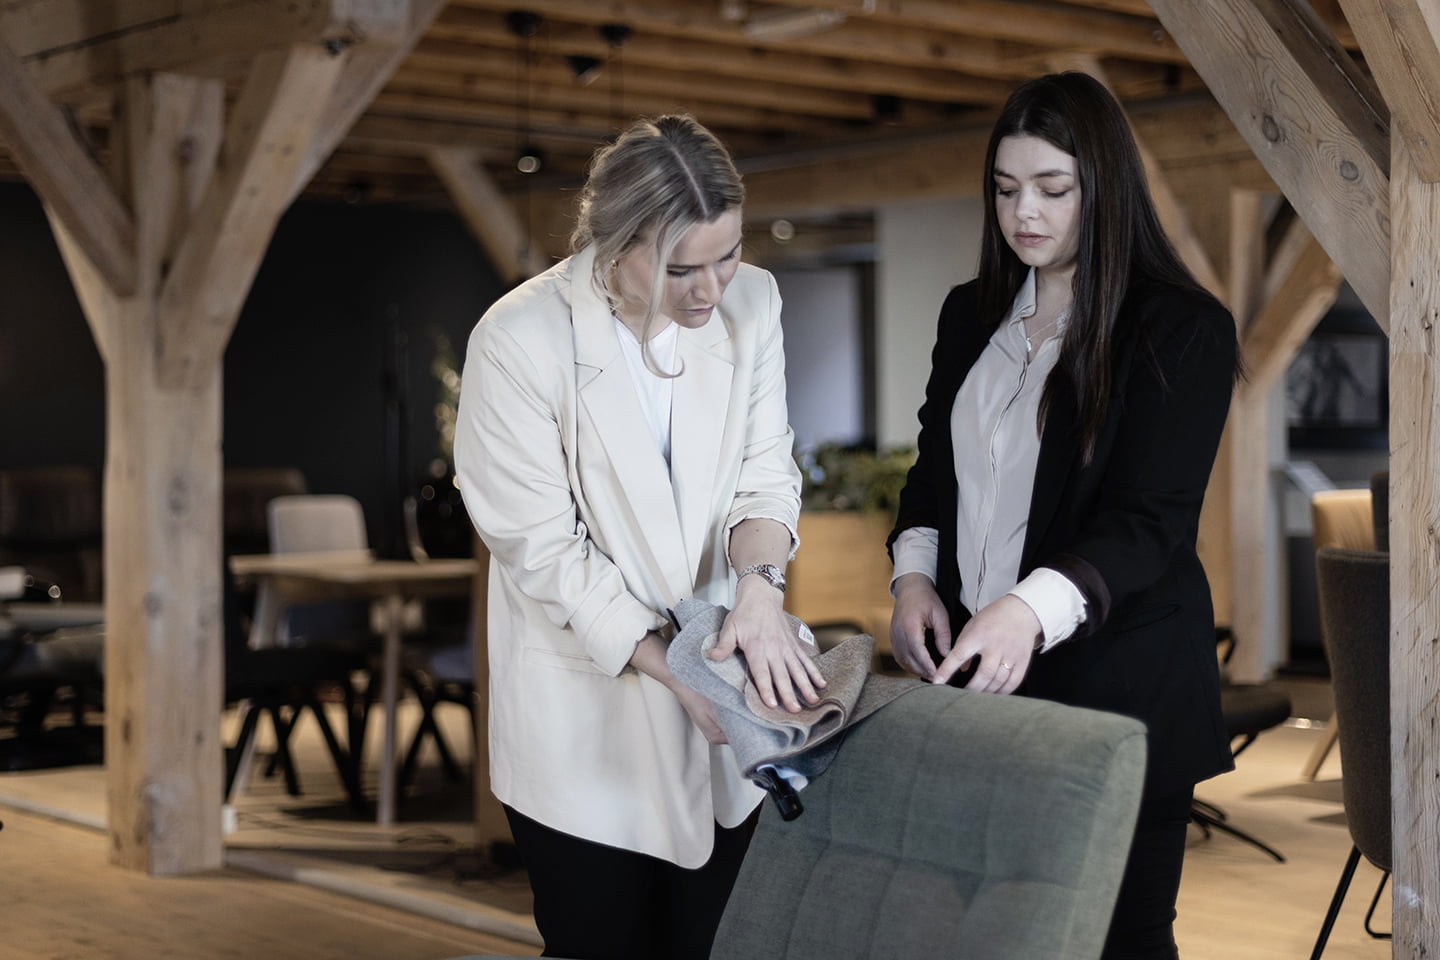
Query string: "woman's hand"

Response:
xmin=709 ymin=575 xmax=825 ymax=713
xmin=889 ymin=573 xmax=950 ymax=680
xmin=672 ymin=680 xmax=728 ymax=744
xmin=930 ymin=594 xmax=1039 ymax=694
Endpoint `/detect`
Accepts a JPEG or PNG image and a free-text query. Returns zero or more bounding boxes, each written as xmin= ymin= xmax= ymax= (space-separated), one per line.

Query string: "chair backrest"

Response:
xmin=265 ymin=495 xmax=371 ymax=645
xmin=1315 ymin=545 xmax=1390 ymax=871
xmin=268 ymin=494 xmax=369 ymax=554
xmin=712 ymin=684 xmax=1147 ymax=960
xmin=223 ymin=467 xmax=307 ymax=556
xmin=1311 ymin=489 xmax=1375 ymax=552
xmin=1369 ymin=470 xmax=1388 ymax=551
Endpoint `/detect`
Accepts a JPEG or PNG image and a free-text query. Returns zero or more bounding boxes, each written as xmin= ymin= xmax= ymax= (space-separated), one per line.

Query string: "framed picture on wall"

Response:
xmin=1285 ymin=310 xmax=1388 ymax=451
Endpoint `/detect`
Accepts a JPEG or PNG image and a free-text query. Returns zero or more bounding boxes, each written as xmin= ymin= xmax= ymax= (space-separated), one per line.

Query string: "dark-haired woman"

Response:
xmin=887 ymin=73 xmax=1238 ymax=959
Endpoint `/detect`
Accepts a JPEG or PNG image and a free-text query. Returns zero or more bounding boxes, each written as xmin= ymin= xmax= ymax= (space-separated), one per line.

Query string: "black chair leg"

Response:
xmin=224 ymin=704 xmax=264 ymax=801
xmin=302 ymin=695 xmax=368 ymax=812
xmin=1365 ymin=870 xmax=1392 ymax=939
xmin=1190 ymin=801 xmax=1286 ymax=862
xmin=1310 ymin=845 xmax=1361 ymax=960
xmin=267 ymin=704 xmax=303 ymax=796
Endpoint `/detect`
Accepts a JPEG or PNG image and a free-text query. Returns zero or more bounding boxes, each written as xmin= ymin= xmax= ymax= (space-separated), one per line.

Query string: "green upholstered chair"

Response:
xmin=451 ymin=681 xmax=1147 ymax=960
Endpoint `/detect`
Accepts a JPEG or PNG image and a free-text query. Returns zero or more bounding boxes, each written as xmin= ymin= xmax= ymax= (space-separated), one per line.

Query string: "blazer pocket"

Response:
xmin=1105 ymin=603 xmax=1181 ymax=636
xmin=522 ymin=645 xmax=609 ymax=676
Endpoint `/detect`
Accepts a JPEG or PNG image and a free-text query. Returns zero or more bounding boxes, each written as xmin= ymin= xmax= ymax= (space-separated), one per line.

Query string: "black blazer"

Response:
xmin=891 ymin=277 xmax=1237 ymax=794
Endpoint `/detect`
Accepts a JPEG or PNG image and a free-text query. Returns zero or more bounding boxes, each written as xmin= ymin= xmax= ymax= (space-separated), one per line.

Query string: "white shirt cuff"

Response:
xmin=1007 ymin=567 xmax=1087 ymax=652
xmin=889 ymin=527 xmax=940 ymax=595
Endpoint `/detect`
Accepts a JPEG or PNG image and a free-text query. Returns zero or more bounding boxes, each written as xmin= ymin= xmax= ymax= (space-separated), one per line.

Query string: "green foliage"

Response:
xmin=796 ymin=443 xmax=916 ymax=514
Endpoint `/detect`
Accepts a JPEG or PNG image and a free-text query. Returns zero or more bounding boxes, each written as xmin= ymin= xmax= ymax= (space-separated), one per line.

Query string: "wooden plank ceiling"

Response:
xmin=0 ymin=0 xmax=1366 ymax=225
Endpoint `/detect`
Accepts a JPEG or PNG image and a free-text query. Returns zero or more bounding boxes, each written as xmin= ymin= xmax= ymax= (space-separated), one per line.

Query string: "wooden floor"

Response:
xmin=0 ymin=676 xmax=1393 ymax=959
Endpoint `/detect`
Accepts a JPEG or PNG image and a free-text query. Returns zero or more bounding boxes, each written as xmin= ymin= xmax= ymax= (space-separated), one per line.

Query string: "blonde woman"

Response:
xmin=455 ymin=115 xmax=822 ymax=960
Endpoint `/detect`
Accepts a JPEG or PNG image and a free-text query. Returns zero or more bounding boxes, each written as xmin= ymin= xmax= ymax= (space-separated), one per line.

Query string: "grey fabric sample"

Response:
xmin=665 ymin=597 xmax=921 ymax=782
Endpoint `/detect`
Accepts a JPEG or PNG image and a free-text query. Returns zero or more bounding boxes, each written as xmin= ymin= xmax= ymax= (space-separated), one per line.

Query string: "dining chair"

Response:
xmin=1309 ymin=546 xmax=1391 ymax=959
xmin=1299 ymin=488 xmax=1376 ymax=782
xmin=221 ymin=548 xmax=369 ymax=810
xmin=1190 ymin=627 xmax=1292 ymax=862
xmin=446 ymin=683 xmax=1147 ymax=960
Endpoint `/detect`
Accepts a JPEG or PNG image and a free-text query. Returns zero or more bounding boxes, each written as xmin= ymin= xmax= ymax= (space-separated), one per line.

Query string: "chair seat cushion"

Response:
xmin=1220 ymin=684 xmax=1291 ymax=738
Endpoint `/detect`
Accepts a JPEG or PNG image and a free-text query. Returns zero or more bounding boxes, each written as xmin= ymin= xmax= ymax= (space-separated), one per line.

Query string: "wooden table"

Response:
xmin=230 ymin=551 xmax=478 ymax=825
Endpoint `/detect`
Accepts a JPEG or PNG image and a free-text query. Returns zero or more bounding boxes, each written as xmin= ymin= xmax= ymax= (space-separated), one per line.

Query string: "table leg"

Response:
xmin=377 ymin=593 xmax=403 ymax=826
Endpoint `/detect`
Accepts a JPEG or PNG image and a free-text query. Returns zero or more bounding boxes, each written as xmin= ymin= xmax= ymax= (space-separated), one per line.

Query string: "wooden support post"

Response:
xmin=1387 ymin=130 xmax=1440 ymax=959
xmin=47 ymin=72 xmax=229 ymax=875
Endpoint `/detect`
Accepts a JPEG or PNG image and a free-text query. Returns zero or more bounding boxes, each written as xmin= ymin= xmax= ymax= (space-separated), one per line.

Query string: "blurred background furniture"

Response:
xmin=0 ymin=566 xmax=105 ymax=770
xmin=1299 ymin=487 xmax=1377 ymax=782
xmin=1310 ymin=546 xmax=1391 ymax=959
xmin=222 ymin=550 xmax=368 ymax=810
xmin=232 ymin=515 xmax=478 ymax=825
xmin=1191 ymin=627 xmax=1292 ymax=862
xmin=447 ymin=683 xmax=1146 ymax=960
xmin=0 ymin=466 xmax=103 ymax=603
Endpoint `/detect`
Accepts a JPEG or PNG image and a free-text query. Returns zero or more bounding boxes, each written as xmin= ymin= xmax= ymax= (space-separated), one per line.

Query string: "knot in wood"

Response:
xmin=167 ymin=475 xmax=191 ymax=515
xmin=1261 ymin=115 xmax=1282 ymax=143
xmin=1340 ymin=160 xmax=1360 ymax=182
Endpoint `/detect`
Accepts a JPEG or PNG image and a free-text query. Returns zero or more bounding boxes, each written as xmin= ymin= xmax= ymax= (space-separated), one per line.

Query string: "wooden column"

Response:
xmin=1387 ymin=131 xmax=1440 ymax=959
xmin=49 ymin=73 xmax=229 ymax=873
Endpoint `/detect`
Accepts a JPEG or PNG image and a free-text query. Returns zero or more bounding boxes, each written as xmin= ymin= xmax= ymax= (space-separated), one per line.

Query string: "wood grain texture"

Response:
xmin=0 ymin=36 xmax=136 ymax=296
xmin=1339 ymin=0 xmax=1440 ymax=181
xmin=1148 ymin=0 xmax=1392 ymax=325
xmin=1386 ymin=131 xmax=1440 ymax=960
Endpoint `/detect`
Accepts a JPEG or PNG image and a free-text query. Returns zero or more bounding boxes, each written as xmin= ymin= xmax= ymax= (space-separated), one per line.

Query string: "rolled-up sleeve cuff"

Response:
xmin=889 ymin=527 xmax=940 ymax=595
xmin=723 ymin=506 xmax=800 ymax=564
xmin=572 ymin=592 xmax=666 ymax=677
xmin=1007 ymin=566 xmax=1087 ymax=652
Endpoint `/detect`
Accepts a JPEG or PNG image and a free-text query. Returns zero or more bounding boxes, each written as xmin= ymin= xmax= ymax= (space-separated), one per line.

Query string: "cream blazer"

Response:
xmin=454 ymin=246 xmax=802 ymax=867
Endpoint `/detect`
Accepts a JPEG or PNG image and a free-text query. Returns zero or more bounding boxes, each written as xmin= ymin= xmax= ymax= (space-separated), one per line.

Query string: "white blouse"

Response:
xmin=614 ymin=316 xmax=680 ymax=467
xmin=892 ymin=268 xmax=1086 ymax=651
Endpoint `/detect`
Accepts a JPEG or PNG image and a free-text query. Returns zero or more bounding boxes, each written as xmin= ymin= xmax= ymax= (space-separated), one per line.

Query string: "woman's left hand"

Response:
xmin=709 ymin=577 xmax=826 ymax=713
xmin=930 ymin=594 xmax=1040 ymax=694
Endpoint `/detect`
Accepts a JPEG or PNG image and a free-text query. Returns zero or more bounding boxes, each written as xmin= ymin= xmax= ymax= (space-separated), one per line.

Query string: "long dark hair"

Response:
xmin=976 ymin=72 xmax=1205 ymax=462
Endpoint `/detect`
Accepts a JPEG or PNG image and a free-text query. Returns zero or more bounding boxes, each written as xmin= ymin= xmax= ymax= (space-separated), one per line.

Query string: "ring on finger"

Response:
xmin=999 ymin=661 xmax=1013 ymax=671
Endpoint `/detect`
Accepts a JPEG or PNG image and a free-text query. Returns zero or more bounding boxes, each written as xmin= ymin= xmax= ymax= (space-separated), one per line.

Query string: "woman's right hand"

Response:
xmin=889 ymin=573 xmax=951 ymax=680
xmin=672 ymin=681 xmax=728 ymax=744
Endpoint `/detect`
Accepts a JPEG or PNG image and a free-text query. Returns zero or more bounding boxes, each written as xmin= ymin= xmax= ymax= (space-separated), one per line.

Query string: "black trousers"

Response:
xmin=1101 ymin=785 xmax=1196 ymax=960
xmin=504 ymin=805 xmax=756 ymax=960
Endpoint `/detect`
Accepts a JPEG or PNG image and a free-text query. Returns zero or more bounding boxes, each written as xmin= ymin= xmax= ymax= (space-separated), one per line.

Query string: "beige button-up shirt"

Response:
xmin=893 ymin=268 xmax=1086 ymax=651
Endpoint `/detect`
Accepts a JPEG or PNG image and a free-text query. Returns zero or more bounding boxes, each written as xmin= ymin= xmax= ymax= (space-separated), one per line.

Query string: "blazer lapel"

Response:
xmin=570 ymin=250 xmax=692 ymax=601
xmin=670 ymin=314 xmax=734 ymax=581
xmin=1022 ymin=385 xmax=1078 ymax=570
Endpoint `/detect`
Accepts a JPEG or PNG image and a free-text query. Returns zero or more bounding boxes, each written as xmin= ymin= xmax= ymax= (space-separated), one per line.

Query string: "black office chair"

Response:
xmin=222 ymin=553 xmax=369 ymax=811
xmin=1309 ymin=546 xmax=1391 ymax=959
xmin=1189 ymin=627 xmax=1292 ymax=862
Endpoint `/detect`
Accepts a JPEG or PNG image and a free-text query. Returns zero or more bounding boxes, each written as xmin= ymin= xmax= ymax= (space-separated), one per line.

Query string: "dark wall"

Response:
xmin=0 ymin=181 xmax=506 ymax=556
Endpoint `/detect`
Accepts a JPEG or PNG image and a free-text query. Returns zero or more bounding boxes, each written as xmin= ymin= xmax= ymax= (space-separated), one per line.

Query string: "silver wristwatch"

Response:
xmin=737 ymin=562 xmax=786 ymax=594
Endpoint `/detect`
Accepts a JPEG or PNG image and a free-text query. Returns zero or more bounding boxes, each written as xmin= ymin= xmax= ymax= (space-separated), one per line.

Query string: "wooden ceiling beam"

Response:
xmin=157 ymin=43 xmax=349 ymax=388
xmin=779 ymin=0 xmax=1183 ymax=63
xmin=1242 ymin=234 xmax=1343 ymax=390
xmin=424 ymin=12 xmax=1019 ymax=104
xmin=1338 ymin=0 xmax=1440 ymax=182
xmin=1148 ymin=0 xmax=1391 ymax=327
xmin=0 ymin=36 xmax=136 ymax=296
xmin=289 ymin=0 xmax=448 ymax=202
xmin=6 ymin=0 xmax=410 ymax=98
xmin=391 ymin=61 xmax=896 ymax=122
xmin=442 ymin=0 xmax=1038 ymax=74
xmin=429 ymin=147 xmax=549 ymax=283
